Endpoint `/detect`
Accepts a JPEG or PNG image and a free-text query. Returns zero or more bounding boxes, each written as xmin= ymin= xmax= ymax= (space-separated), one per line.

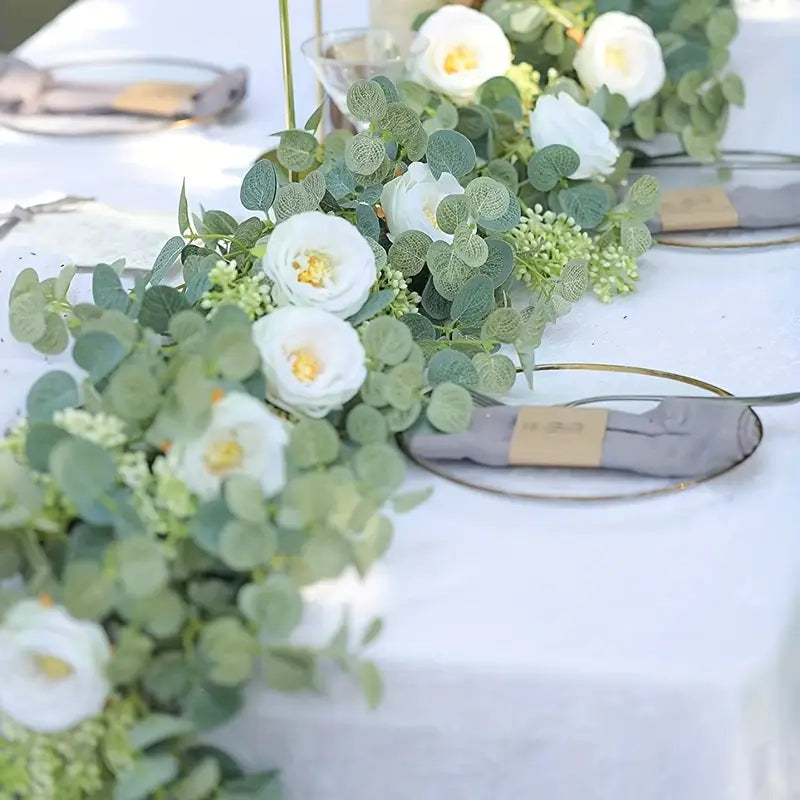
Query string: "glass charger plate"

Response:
xmin=631 ymin=157 xmax=800 ymax=250
xmin=399 ymin=363 xmax=764 ymax=502
xmin=0 ymin=56 xmax=234 ymax=136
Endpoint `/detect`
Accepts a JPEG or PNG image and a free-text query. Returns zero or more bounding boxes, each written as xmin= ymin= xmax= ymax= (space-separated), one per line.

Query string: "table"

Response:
xmin=2 ymin=2 xmax=800 ymax=798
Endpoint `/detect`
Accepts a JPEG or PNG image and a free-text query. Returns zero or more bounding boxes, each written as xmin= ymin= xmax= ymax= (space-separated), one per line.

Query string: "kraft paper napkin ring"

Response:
xmin=399 ymin=363 xmax=763 ymax=503
xmin=508 ymin=406 xmax=609 ymax=468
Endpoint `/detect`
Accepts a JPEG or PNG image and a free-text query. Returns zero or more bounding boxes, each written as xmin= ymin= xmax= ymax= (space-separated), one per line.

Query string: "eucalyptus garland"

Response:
xmin=418 ymin=0 xmax=743 ymax=161
xmin=0 ymin=71 xmax=661 ymax=798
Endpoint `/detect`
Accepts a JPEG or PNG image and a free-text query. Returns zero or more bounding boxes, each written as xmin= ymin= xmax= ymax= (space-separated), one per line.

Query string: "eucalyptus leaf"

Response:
xmin=426 ymin=129 xmax=476 ymax=179
xmin=426 ymin=382 xmax=473 ymax=433
xmin=240 ymin=160 xmax=278 ymax=213
xmin=26 ymin=371 xmax=79 ymax=422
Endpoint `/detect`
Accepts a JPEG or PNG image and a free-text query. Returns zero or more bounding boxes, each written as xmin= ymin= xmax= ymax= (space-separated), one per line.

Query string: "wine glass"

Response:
xmin=301 ymin=28 xmax=425 ymax=130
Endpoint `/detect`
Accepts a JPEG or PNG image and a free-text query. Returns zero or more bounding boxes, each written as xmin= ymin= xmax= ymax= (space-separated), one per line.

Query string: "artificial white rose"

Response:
xmin=252 ymin=306 xmax=367 ymax=419
xmin=175 ymin=392 xmax=288 ymax=500
xmin=0 ymin=598 xmax=111 ymax=733
xmin=529 ymin=93 xmax=620 ymax=180
xmin=380 ymin=162 xmax=464 ymax=244
xmin=413 ymin=5 xmax=513 ymax=104
xmin=264 ymin=211 xmax=377 ymax=319
xmin=574 ymin=12 xmax=666 ymax=107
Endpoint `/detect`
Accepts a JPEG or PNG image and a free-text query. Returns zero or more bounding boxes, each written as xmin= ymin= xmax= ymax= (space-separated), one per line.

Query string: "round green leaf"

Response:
xmin=388 ymin=229 xmax=433 ymax=277
xmin=528 ymin=145 xmax=580 ymax=191
xmin=277 ymin=130 xmax=318 ymax=172
xmin=224 ymin=475 xmax=267 ymax=523
xmin=558 ymin=184 xmax=611 ymax=229
xmin=63 ymin=560 xmax=114 ymax=620
xmin=32 ymin=312 xmax=69 ymax=355
xmin=452 ymin=227 xmax=490 ymax=268
xmin=49 ymin=436 xmax=115 ymax=503
xmin=465 ymin=177 xmax=510 ymax=221
xmin=273 ymin=183 xmax=316 ymax=222
xmin=346 ymin=404 xmax=388 ymax=445
xmin=627 ymin=174 xmax=661 ymax=216
xmin=9 ymin=290 xmax=46 ymax=343
xmin=426 ymin=382 xmax=473 ymax=433
xmin=427 ymin=349 xmax=479 ymax=389
xmin=26 ymin=370 xmax=79 ymax=421
xmin=345 ymin=133 xmax=386 ymax=175
xmin=436 ymin=195 xmax=470 ymax=237
xmin=473 ymin=353 xmax=516 ymax=394
xmin=481 ymin=307 xmax=521 ymax=343
xmin=620 ymin=221 xmax=652 ymax=258
xmin=237 ymin=576 xmax=302 ymax=638
xmin=347 ymin=80 xmax=389 ymax=122
xmin=240 ymin=159 xmax=278 ymax=213
xmin=117 ymin=537 xmax=169 ymax=599
xmin=426 ymin=129 xmax=477 ymax=179
xmin=73 ymin=331 xmax=126 ymax=383
xmin=480 ymin=238 xmax=515 ymax=288
xmin=450 ymin=274 xmax=494 ymax=326
xmin=381 ymin=101 xmax=423 ymax=143
xmin=559 ymin=258 xmax=590 ymax=302
xmin=289 ymin=418 xmax=340 ymax=468
xmin=362 ymin=316 xmax=413 ymax=365
xmin=219 ymin=519 xmax=277 ymax=571
xmin=399 ymin=313 xmax=436 ymax=341
xmin=108 ymin=362 xmax=160 ymax=421
xmin=301 ymin=533 xmax=351 ymax=580
xmin=354 ymin=443 xmax=405 ymax=496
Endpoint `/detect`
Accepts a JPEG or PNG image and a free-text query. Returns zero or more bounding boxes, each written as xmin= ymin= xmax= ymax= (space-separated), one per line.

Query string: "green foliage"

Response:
xmin=426 ymin=383 xmax=473 ymax=433
xmin=426 ymin=129 xmax=476 ymax=179
xmin=528 ymin=145 xmax=580 ymax=191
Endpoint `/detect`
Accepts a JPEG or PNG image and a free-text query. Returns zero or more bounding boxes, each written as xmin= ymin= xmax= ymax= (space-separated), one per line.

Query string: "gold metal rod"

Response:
xmin=314 ymin=0 xmax=324 ymax=108
xmin=278 ymin=0 xmax=296 ymax=130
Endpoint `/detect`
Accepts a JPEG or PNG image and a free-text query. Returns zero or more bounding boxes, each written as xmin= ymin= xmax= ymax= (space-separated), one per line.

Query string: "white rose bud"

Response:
xmin=529 ymin=93 xmax=620 ymax=180
xmin=413 ymin=5 xmax=513 ymax=104
xmin=264 ymin=211 xmax=377 ymax=319
xmin=174 ymin=392 xmax=289 ymax=500
xmin=0 ymin=598 xmax=112 ymax=733
xmin=574 ymin=12 xmax=666 ymax=107
xmin=380 ymin=162 xmax=464 ymax=244
xmin=252 ymin=306 xmax=367 ymax=419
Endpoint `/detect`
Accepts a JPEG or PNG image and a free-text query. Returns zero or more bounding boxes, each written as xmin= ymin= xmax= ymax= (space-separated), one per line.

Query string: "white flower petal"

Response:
xmin=413 ymin=5 xmax=513 ymax=104
xmin=529 ymin=93 xmax=620 ymax=180
xmin=252 ymin=307 xmax=367 ymax=419
xmin=574 ymin=12 xmax=666 ymax=107
xmin=0 ymin=600 xmax=111 ymax=733
xmin=263 ymin=211 xmax=377 ymax=319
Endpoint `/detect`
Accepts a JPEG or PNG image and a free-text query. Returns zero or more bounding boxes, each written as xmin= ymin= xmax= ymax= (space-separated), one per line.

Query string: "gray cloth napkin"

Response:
xmin=648 ymin=184 xmax=800 ymax=233
xmin=0 ymin=57 xmax=247 ymax=118
xmin=408 ymin=399 xmax=761 ymax=479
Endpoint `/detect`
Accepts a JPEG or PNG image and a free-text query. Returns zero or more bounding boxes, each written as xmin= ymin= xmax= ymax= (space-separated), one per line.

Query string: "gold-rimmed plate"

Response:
xmin=399 ymin=363 xmax=764 ymax=502
xmin=631 ymin=159 xmax=800 ymax=250
xmin=0 ymin=56 xmax=241 ymax=137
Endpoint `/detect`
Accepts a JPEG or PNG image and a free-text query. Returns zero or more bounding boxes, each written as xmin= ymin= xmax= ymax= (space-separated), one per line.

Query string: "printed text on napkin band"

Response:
xmin=508 ymin=406 xmax=608 ymax=467
xmin=659 ymin=186 xmax=739 ymax=232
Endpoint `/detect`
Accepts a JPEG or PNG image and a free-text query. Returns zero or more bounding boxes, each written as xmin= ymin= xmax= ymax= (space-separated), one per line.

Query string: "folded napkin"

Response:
xmin=408 ymin=399 xmax=761 ymax=479
xmin=0 ymin=57 xmax=247 ymax=119
xmin=649 ymin=184 xmax=800 ymax=233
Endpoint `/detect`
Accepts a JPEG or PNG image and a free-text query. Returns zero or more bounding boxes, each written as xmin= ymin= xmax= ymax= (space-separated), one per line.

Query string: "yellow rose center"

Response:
xmin=203 ymin=439 xmax=244 ymax=475
xmin=289 ymin=348 xmax=321 ymax=383
xmin=34 ymin=653 xmax=74 ymax=680
xmin=604 ymin=45 xmax=630 ymax=75
xmin=444 ymin=45 xmax=479 ymax=75
xmin=292 ymin=251 xmax=333 ymax=288
xmin=423 ymin=206 xmax=441 ymax=230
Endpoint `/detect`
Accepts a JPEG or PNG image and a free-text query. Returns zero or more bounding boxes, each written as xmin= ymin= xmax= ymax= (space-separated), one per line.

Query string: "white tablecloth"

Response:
xmin=3 ymin=2 xmax=800 ymax=798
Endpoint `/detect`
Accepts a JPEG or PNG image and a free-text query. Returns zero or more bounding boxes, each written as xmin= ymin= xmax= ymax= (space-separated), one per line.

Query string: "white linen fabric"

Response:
xmin=2 ymin=2 xmax=800 ymax=798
